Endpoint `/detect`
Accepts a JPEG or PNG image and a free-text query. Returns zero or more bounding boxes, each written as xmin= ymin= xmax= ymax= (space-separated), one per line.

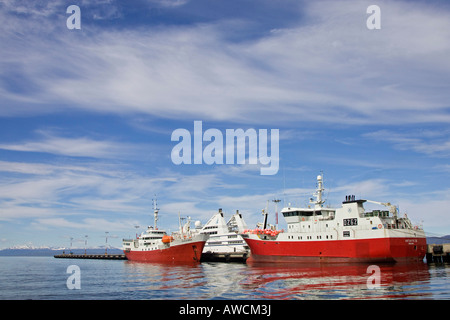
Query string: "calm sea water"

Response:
xmin=0 ymin=256 xmax=449 ymax=300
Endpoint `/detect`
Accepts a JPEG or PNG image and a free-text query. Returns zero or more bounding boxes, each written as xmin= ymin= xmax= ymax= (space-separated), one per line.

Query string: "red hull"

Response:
xmin=124 ymin=241 xmax=205 ymax=263
xmin=245 ymin=237 xmax=427 ymax=263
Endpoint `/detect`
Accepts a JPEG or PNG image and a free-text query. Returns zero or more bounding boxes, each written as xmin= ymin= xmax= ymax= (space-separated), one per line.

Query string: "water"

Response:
xmin=0 ymin=256 xmax=449 ymax=300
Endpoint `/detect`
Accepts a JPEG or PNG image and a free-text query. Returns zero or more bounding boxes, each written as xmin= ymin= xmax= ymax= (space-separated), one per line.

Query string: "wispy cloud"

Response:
xmin=1 ymin=1 xmax=450 ymax=125
xmin=0 ymin=130 xmax=146 ymax=159
xmin=364 ymin=129 xmax=450 ymax=156
xmin=0 ymin=160 xmax=164 ymax=221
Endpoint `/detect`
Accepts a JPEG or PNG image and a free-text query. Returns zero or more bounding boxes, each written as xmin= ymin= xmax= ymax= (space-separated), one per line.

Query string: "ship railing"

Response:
xmin=242 ymin=228 xmax=283 ymax=238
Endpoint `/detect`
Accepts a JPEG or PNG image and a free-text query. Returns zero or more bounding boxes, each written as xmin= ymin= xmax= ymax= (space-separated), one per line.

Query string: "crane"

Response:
xmin=365 ymin=200 xmax=398 ymax=220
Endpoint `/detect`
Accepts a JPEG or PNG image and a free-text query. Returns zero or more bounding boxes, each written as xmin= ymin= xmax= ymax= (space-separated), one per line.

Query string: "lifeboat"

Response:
xmin=162 ymin=235 xmax=173 ymax=243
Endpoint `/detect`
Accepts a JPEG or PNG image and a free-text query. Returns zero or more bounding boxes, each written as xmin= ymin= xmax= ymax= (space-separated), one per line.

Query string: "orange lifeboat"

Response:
xmin=162 ymin=235 xmax=173 ymax=243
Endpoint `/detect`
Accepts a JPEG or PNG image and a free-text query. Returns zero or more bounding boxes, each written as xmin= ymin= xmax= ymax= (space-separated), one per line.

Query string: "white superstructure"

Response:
xmin=199 ymin=209 xmax=249 ymax=253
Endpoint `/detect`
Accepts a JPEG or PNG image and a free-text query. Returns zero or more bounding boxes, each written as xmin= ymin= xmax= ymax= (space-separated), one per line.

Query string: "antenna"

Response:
xmin=272 ymin=199 xmax=281 ymax=230
xmin=283 ymin=168 xmax=286 ymax=207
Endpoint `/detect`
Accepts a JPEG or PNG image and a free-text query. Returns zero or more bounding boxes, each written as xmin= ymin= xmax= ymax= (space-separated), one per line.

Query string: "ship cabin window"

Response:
xmin=283 ymin=210 xmax=323 ymax=217
xmin=142 ymin=236 xmax=163 ymax=240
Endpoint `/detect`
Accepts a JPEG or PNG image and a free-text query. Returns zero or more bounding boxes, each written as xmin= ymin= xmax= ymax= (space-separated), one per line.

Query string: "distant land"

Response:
xmin=0 ymin=246 xmax=123 ymax=256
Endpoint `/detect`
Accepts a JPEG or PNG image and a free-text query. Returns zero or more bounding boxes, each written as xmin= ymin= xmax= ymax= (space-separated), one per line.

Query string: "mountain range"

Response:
xmin=0 ymin=246 xmax=123 ymax=256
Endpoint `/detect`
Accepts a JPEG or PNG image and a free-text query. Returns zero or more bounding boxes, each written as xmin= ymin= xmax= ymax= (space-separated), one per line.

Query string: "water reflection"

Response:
xmin=242 ymin=261 xmax=431 ymax=299
xmin=121 ymin=259 xmax=434 ymax=299
xmin=122 ymin=260 xmax=208 ymax=299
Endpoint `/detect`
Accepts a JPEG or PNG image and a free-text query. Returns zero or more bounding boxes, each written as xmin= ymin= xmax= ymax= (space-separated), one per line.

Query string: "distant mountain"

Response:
xmin=0 ymin=247 xmax=123 ymax=256
xmin=427 ymin=235 xmax=450 ymax=245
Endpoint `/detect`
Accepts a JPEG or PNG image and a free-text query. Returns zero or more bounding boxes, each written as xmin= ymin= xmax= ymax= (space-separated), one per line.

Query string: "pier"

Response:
xmin=54 ymin=253 xmax=126 ymax=260
xmin=426 ymin=243 xmax=450 ymax=263
xmin=53 ymin=252 xmax=248 ymax=262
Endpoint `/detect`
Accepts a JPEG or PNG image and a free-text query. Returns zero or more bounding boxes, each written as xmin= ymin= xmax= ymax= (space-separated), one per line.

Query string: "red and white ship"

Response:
xmin=123 ymin=200 xmax=208 ymax=263
xmin=243 ymin=174 xmax=427 ymax=263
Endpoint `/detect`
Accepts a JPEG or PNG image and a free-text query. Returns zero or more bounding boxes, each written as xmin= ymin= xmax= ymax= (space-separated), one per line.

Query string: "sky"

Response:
xmin=1 ymin=0 xmax=450 ymax=249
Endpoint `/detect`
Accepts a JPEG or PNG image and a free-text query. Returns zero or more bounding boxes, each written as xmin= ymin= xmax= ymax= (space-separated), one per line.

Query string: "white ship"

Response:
xmin=199 ymin=209 xmax=249 ymax=254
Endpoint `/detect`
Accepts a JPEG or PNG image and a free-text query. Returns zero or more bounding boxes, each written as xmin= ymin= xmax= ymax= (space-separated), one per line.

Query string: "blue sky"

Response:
xmin=1 ymin=0 xmax=450 ymax=249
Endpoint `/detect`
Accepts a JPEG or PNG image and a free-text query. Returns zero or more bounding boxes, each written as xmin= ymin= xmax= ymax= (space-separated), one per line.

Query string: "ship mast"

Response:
xmin=153 ymin=196 xmax=159 ymax=230
xmin=311 ymin=173 xmax=325 ymax=209
xmin=262 ymin=200 xmax=269 ymax=229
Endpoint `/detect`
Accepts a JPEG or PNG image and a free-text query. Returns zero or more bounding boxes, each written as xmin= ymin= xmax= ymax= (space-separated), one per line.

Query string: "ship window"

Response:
xmin=283 ymin=210 xmax=323 ymax=217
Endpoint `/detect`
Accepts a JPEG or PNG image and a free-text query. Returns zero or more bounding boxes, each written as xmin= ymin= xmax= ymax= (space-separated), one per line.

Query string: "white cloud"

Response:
xmin=34 ymin=217 xmax=138 ymax=232
xmin=398 ymin=192 xmax=450 ymax=235
xmin=1 ymin=0 xmax=450 ymax=245
xmin=1 ymin=1 xmax=450 ymax=125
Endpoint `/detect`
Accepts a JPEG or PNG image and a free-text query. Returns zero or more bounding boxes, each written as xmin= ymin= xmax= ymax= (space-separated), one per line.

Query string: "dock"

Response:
xmin=54 ymin=253 xmax=127 ymax=260
xmin=201 ymin=251 xmax=248 ymax=263
xmin=426 ymin=243 xmax=450 ymax=263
